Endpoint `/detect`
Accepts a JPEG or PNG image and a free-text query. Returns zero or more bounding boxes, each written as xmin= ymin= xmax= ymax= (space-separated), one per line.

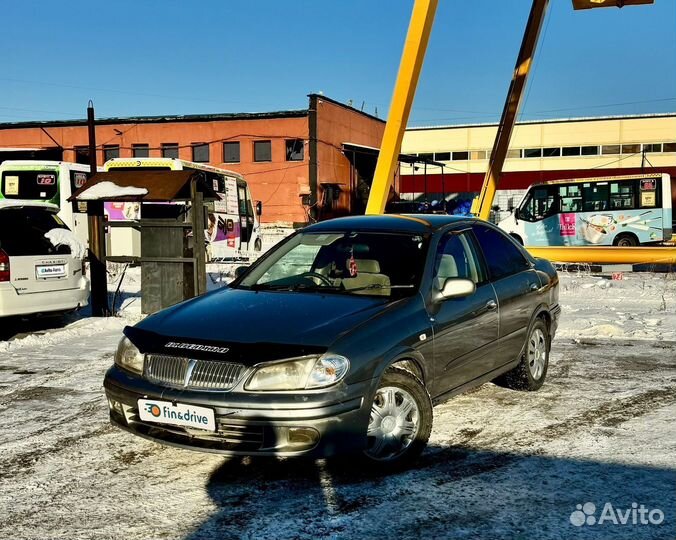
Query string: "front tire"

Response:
xmin=362 ymin=367 xmax=432 ymax=469
xmin=495 ymin=318 xmax=549 ymax=391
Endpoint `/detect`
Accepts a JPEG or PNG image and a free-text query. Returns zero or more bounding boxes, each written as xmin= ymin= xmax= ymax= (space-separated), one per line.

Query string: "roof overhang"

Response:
xmin=68 ymin=170 xmax=219 ymax=202
xmin=342 ymin=142 xmax=445 ymax=167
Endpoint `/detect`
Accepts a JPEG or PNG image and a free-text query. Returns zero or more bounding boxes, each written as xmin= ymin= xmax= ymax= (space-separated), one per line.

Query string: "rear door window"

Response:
xmin=472 ymin=225 xmax=531 ymax=281
xmin=0 ymin=208 xmax=69 ymax=256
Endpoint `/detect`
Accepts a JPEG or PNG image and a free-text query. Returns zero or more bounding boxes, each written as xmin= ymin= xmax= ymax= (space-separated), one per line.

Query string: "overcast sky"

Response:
xmin=1 ymin=0 xmax=674 ymax=126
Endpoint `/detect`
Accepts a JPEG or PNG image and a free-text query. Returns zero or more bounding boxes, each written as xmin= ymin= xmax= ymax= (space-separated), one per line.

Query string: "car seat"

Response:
xmin=342 ymin=259 xmax=391 ymax=296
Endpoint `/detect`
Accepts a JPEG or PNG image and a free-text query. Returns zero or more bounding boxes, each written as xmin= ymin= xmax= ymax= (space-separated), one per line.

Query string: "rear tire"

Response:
xmin=361 ymin=367 xmax=432 ymax=470
xmin=495 ymin=318 xmax=549 ymax=391
xmin=613 ymin=233 xmax=639 ymax=247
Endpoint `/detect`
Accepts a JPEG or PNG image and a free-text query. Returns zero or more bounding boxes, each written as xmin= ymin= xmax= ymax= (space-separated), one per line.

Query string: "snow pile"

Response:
xmin=44 ymin=228 xmax=86 ymax=259
xmin=77 ymin=181 xmax=148 ymax=200
xmin=557 ymin=272 xmax=676 ymax=342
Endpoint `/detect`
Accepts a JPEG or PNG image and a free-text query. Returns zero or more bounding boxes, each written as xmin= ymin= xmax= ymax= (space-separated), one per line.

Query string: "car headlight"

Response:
xmin=114 ymin=336 xmax=144 ymax=375
xmin=245 ymin=354 xmax=349 ymax=391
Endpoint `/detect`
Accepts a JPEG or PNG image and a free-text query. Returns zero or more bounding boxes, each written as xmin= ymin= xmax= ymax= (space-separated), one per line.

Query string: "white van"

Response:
xmin=0 ymin=200 xmax=89 ymax=318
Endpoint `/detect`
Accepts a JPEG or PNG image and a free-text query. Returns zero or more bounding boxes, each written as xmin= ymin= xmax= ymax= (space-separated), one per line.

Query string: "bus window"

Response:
xmin=582 ymin=183 xmax=609 ymax=212
xmin=609 ymin=181 xmax=635 ymax=209
xmin=238 ymin=186 xmax=247 ymax=216
xmin=639 ymin=177 xmax=661 ymax=208
xmin=520 ymin=186 xmax=559 ymax=221
xmin=559 ymin=184 xmax=582 ymax=212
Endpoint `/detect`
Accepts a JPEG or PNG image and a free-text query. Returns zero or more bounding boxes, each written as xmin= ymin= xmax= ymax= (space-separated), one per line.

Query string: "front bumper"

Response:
xmin=103 ymin=365 xmax=373 ymax=458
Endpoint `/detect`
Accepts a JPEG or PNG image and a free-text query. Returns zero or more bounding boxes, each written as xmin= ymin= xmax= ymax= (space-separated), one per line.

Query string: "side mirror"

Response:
xmin=435 ymin=278 xmax=476 ymax=302
xmin=514 ymin=208 xmax=520 ymax=221
xmin=235 ymin=266 xmax=249 ymax=278
xmin=255 ymin=201 xmax=262 ymax=216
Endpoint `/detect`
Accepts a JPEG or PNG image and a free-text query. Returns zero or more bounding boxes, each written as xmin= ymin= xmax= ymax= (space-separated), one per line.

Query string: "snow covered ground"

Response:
xmin=0 ymin=269 xmax=674 ymax=540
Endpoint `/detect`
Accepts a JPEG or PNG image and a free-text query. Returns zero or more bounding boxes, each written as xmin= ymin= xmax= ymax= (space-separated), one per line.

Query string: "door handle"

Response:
xmin=486 ymin=300 xmax=497 ymax=311
xmin=529 ymin=283 xmax=539 ymax=292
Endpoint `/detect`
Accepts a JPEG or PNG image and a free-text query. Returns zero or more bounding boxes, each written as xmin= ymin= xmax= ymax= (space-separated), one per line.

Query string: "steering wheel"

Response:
xmin=299 ymin=271 xmax=333 ymax=286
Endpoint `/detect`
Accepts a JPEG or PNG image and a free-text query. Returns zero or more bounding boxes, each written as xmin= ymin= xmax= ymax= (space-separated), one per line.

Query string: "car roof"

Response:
xmin=305 ymin=214 xmax=474 ymax=234
xmin=0 ymin=199 xmax=59 ymax=211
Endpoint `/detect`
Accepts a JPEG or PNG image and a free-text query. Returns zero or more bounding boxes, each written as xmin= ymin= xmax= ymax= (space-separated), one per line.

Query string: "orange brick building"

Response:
xmin=0 ymin=95 xmax=386 ymax=225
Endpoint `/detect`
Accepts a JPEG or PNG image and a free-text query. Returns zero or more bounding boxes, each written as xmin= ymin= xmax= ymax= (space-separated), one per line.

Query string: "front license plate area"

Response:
xmin=36 ymin=264 xmax=66 ymax=279
xmin=138 ymin=399 xmax=216 ymax=432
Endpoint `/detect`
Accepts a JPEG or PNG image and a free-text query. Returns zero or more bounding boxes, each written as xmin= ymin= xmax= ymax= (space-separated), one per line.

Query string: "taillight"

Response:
xmin=0 ymin=249 xmax=9 ymax=282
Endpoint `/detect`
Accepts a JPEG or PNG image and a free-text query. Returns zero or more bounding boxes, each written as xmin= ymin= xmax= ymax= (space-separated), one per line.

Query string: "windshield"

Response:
xmin=237 ymin=231 xmax=430 ymax=299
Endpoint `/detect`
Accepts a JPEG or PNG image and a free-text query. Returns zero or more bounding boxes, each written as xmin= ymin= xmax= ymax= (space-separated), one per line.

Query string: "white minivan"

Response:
xmin=0 ymin=200 xmax=89 ymax=318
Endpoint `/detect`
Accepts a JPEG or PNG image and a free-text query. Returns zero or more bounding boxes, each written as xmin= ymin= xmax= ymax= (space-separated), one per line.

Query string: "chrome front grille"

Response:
xmin=144 ymin=355 xmax=245 ymax=390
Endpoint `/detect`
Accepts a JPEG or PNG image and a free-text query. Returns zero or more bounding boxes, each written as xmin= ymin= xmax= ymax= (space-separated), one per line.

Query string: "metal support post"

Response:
xmin=190 ymin=179 xmax=207 ymax=296
xmin=365 ymin=0 xmax=438 ymax=215
xmin=471 ymin=0 xmax=550 ymax=221
xmin=86 ymin=101 xmax=109 ymax=316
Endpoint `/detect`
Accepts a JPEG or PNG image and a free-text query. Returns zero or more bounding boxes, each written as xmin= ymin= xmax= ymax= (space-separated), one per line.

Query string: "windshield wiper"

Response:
xmin=346 ymin=284 xmax=416 ymax=293
xmin=248 ymin=282 xmax=344 ymax=292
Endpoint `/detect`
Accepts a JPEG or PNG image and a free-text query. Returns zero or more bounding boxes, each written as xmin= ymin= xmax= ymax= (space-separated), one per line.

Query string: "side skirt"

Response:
xmin=431 ymin=357 xmax=520 ymax=406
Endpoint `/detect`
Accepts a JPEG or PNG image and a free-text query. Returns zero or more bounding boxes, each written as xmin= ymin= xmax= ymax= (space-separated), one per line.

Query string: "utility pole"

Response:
xmin=86 ymin=101 xmax=109 ymax=316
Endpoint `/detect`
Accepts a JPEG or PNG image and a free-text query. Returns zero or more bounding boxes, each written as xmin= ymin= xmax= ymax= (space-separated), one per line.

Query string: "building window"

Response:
xmin=285 ymin=139 xmax=304 ymax=161
xmin=103 ymin=145 xmax=120 ymax=162
xmin=74 ymin=146 xmax=89 ymax=165
xmin=434 ymin=152 xmax=450 ymax=161
xmin=562 ymin=146 xmax=581 ymax=157
xmin=542 ymin=147 xmax=561 ymax=157
xmin=506 ymin=149 xmax=522 ymax=159
xmin=253 ymin=140 xmax=272 ymax=162
xmin=663 ymin=142 xmax=676 ymax=152
xmin=192 ymin=143 xmax=209 ymax=163
xmin=602 ymin=145 xmax=620 ymax=155
xmin=642 ymin=143 xmax=662 ymax=153
xmin=523 ymin=148 xmax=542 ymax=158
xmin=223 ymin=141 xmax=240 ymax=163
xmin=418 ymin=152 xmax=434 ymax=161
xmin=470 ymin=150 xmax=487 ymax=160
xmin=580 ymin=146 xmax=599 ymax=156
xmin=621 ymin=144 xmax=640 ymax=154
xmin=132 ymin=144 xmax=149 ymax=158
xmin=162 ymin=143 xmax=179 ymax=159
xmin=452 ymin=151 xmax=469 ymax=161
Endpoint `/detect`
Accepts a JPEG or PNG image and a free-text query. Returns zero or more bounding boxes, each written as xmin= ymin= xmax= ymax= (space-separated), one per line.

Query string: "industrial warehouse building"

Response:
xmin=400 ymin=113 xmax=676 ymax=221
xmin=0 ymin=95 xmax=386 ymax=225
xmin=0 ymin=102 xmax=674 ymax=225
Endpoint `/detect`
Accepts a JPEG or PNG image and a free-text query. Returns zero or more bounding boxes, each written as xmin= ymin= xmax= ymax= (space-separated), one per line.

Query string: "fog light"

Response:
xmin=288 ymin=427 xmax=319 ymax=446
xmin=108 ymin=399 xmax=124 ymax=415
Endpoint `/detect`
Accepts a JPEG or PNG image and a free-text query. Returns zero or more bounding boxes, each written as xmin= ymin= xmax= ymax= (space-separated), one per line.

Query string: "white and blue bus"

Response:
xmin=499 ymin=173 xmax=673 ymax=247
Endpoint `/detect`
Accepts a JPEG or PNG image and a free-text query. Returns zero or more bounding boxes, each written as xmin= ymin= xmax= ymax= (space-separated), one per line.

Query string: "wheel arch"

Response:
xmin=374 ymin=348 xmax=429 ymax=387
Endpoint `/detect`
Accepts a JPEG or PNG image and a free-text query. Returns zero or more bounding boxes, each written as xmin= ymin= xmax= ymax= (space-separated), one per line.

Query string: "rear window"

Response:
xmin=0 ymin=207 xmax=69 ymax=256
xmin=1 ymin=170 xmax=59 ymax=201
